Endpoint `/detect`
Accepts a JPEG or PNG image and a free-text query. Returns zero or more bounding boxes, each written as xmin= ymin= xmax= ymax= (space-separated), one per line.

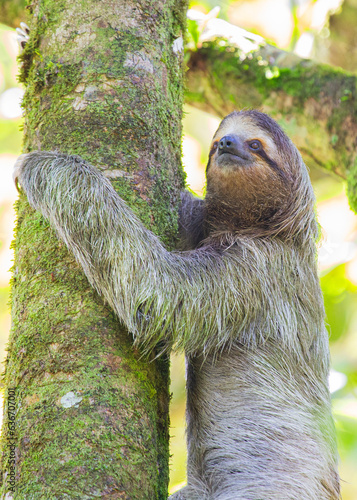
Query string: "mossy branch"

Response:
xmin=186 ymin=40 xmax=357 ymax=188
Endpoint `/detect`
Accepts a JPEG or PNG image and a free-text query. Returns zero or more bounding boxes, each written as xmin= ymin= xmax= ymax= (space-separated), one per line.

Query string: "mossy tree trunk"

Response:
xmin=0 ymin=1 xmax=187 ymax=498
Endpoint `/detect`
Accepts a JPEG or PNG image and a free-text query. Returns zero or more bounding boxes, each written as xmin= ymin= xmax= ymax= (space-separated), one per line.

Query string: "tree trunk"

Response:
xmin=0 ymin=1 xmax=187 ymax=498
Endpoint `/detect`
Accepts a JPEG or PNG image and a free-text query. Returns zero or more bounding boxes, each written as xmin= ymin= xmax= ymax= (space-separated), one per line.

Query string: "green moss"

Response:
xmin=17 ymin=14 xmax=44 ymax=84
xmin=200 ymin=41 xmax=356 ymax=111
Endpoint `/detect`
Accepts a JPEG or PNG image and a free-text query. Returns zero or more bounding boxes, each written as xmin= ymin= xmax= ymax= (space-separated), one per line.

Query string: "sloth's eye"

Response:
xmin=211 ymin=141 xmax=219 ymax=153
xmin=248 ymin=140 xmax=262 ymax=151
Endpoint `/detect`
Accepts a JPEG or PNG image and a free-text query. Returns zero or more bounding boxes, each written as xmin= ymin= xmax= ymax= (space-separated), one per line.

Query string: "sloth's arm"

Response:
xmin=14 ymin=151 xmax=280 ymax=355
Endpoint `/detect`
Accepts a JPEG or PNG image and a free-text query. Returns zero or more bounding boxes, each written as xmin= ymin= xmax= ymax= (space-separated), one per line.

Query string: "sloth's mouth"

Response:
xmin=217 ymin=151 xmax=250 ymax=164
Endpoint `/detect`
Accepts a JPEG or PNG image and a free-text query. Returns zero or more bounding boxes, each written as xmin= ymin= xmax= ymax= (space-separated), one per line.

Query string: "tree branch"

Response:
xmin=186 ymin=38 xmax=357 ymax=184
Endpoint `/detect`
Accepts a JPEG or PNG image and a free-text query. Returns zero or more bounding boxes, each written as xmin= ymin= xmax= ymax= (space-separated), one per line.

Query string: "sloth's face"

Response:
xmin=207 ymin=112 xmax=288 ymax=181
xmin=205 ymin=111 xmax=295 ymax=226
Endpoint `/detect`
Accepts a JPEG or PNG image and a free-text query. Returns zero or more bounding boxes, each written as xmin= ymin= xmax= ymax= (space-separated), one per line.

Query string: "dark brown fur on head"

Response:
xmin=205 ymin=110 xmax=317 ymax=242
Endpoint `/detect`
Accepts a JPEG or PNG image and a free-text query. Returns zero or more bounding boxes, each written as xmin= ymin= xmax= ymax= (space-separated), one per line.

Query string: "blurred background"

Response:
xmin=0 ymin=0 xmax=356 ymax=498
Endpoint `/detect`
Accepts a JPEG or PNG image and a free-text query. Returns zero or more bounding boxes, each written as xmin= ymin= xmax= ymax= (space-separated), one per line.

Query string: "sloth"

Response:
xmin=14 ymin=110 xmax=340 ymax=499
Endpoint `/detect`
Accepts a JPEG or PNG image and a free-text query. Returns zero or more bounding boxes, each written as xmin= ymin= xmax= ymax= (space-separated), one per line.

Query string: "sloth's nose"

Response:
xmin=218 ymin=135 xmax=249 ymax=160
xmin=219 ymin=135 xmax=236 ymax=151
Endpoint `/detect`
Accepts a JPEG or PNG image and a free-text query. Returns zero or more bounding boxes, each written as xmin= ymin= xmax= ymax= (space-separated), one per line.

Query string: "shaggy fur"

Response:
xmin=14 ymin=110 xmax=340 ymax=499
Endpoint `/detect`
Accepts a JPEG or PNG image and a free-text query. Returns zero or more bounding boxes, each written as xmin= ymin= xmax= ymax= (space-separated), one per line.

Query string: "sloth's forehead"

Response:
xmin=212 ymin=115 xmax=276 ymax=150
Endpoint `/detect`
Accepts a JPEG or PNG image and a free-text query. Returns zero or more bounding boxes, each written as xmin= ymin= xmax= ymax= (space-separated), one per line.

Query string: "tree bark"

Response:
xmin=0 ymin=1 xmax=186 ymax=498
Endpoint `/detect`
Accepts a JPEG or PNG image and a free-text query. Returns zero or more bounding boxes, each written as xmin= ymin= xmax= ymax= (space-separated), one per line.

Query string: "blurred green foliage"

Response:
xmin=0 ymin=118 xmax=22 ymax=153
xmin=322 ymin=264 xmax=357 ymax=342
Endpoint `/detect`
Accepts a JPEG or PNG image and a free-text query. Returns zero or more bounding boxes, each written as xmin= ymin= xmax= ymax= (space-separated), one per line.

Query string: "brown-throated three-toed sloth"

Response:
xmin=14 ymin=110 xmax=340 ymax=500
